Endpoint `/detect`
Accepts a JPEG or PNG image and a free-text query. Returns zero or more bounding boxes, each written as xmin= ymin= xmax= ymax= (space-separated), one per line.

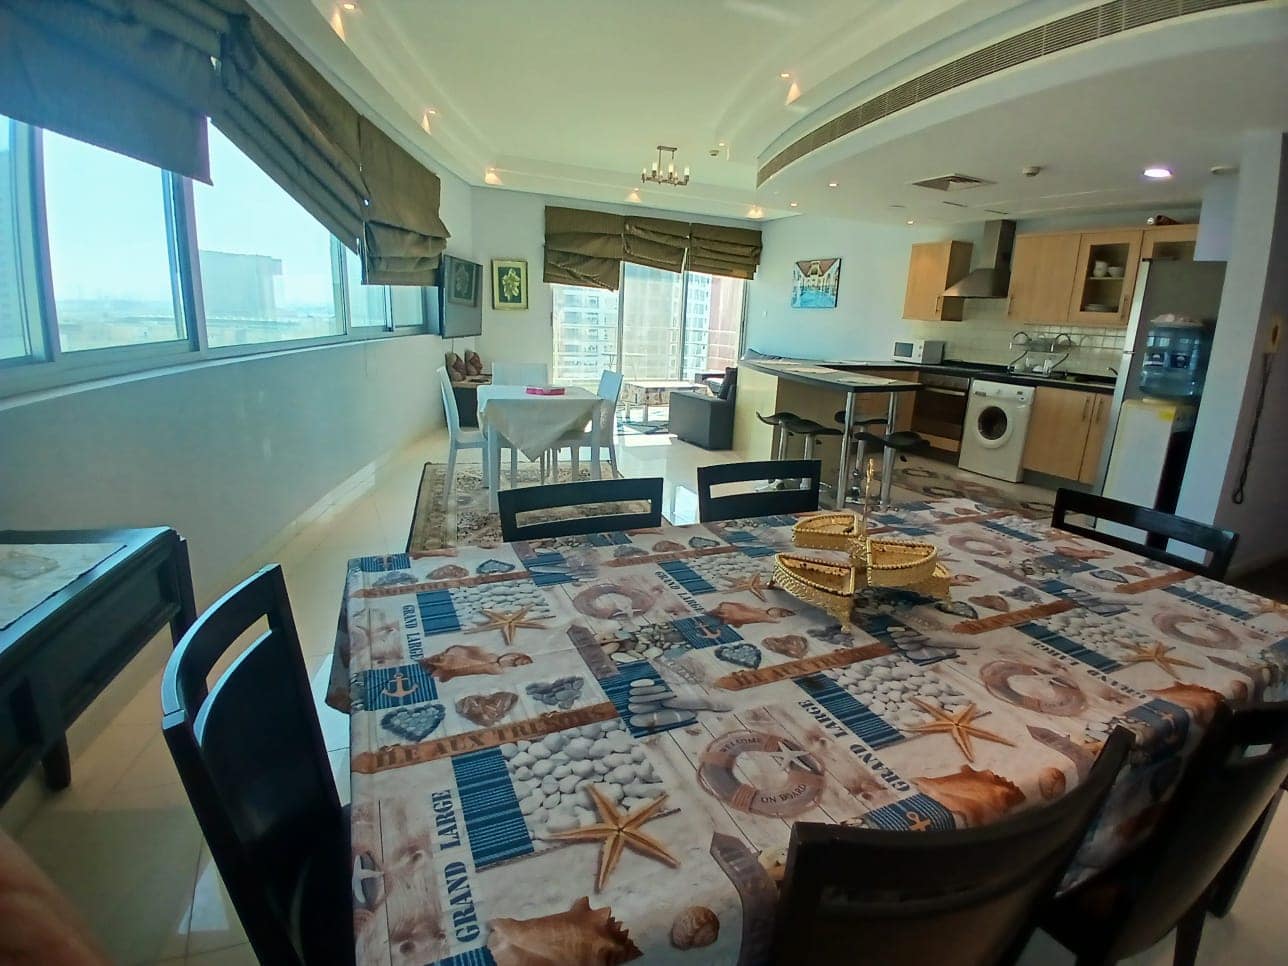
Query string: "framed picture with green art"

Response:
xmin=491 ymin=259 xmax=528 ymax=310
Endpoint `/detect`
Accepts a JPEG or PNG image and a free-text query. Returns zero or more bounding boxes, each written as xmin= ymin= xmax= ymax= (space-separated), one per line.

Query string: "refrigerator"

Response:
xmin=1096 ymin=259 xmax=1226 ymax=511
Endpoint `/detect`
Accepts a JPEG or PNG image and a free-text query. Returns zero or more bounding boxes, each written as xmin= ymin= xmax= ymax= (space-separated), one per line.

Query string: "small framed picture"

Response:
xmin=446 ymin=258 xmax=480 ymax=306
xmin=491 ymin=259 xmax=529 ymax=310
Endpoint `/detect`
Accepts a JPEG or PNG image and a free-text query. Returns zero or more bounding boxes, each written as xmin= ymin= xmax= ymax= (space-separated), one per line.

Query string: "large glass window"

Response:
xmin=681 ymin=272 xmax=746 ymax=379
xmin=194 ymin=128 xmax=343 ymax=348
xmin=0 ymin=116 xmax=34 ymax=362
xmin=552 ymin=268 xmax=745 ymax=387
xmin=42 ymin=130 xmax=185 ymax=352
xmin=552 ymin=283 xmax=619 ymax=387
xmin=343 ymin=246 xmax=390 ymax=329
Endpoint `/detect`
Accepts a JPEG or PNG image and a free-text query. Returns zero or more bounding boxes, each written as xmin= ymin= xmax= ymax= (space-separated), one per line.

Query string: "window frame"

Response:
xmin=0 ymin=119 xmax=430 ymax=402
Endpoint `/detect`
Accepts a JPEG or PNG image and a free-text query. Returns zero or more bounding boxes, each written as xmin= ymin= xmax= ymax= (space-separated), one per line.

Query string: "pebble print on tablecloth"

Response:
xmin=500 ymin=720 xmax=666 ymax=840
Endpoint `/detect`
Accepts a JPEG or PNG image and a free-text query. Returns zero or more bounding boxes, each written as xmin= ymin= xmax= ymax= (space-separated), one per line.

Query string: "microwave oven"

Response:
xmin=891 ymin=339 xmax=945 ymax=364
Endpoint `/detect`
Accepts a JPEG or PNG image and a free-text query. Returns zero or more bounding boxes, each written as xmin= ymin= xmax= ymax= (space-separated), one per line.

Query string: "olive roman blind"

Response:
xmin=544 ymin=205 xmax=761 ymax=289
xmin=543 ymin=207 xmax=626 ymax=291
xmin=0 ymin=0 xmax=450 ymax=284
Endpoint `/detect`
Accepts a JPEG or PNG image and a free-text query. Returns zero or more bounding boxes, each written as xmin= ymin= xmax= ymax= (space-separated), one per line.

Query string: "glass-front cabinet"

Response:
xmin=1067 ymin=229 xmax=1143 ymax=326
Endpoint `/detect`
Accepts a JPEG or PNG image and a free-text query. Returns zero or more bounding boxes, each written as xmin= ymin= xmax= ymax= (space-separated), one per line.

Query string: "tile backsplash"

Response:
xmin=901 ymin=299 xmax=1124 ymax=377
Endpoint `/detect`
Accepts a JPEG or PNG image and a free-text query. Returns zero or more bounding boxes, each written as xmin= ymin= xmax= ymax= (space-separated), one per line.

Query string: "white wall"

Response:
xmin=1180 ymin=132 xmax=1288 ymax=573
xmin=745 ymin=206 xmax=1197 ymax=372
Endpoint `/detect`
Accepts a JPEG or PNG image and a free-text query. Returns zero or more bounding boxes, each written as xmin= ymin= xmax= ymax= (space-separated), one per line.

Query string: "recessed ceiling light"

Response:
xmin=828 ymin=182 xmax=838 ymax=188
xmin=748 ymin=205 xmax=765 ymax=219
xmin=779 ymin=72 xmax=791 ymax=79
xmin=341 ymin=1 xmax=357 ymax=9
xmin=906 ymin=219 xmax=916 ymax=225
xmin=717 ymin=141 xmax=727 ymax=147
xmin=426 ymin=108 xmax=438 ymax=116
xmin=1143 ymin=166 xmax=1173 ymax=180
xmin=789 ymin=201 xmax=799 ymax=208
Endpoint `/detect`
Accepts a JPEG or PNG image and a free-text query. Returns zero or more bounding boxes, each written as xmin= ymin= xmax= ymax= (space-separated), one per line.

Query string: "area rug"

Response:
xmin=894 ymin=461 xmax=1054 ymax=519
xmin=618 ymin=418 xmax=669 ymax=435
xmin=407 ymin=461 xmax=624 ymax=551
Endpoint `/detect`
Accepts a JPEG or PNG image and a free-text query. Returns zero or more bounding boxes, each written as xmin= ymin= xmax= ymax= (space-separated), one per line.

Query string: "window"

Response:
xmin=389 ymin=286 xmax=426 ymax=328
xmin=552 ymin=268 xmax=745 ymax=386
xmin=42 ymin=130 xmax=185 ymax=352
xmin=193 ymin=128 xmax=343 ymax=348
xmin=552 ymin=283 xmax=619 ymax=387
xmin=0 ymin=116 xmax=37 ymax=362
xmin=342 ymin=245 xmax=391 ymax=329
xmin=681 ymin=272 xmax=746 ymax=379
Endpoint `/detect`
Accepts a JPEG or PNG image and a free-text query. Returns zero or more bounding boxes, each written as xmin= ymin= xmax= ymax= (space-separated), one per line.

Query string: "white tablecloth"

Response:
xmin=477 ymin=385 xmax=602 ymax=460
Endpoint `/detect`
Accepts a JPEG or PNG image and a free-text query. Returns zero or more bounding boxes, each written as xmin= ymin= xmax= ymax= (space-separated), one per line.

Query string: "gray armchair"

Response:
xmin=669 ymin=367 xmax=737 ymax=450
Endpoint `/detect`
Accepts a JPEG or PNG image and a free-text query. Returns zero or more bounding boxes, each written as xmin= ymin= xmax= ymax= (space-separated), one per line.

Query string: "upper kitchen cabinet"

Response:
xmin=1141 ymin=223 xmax=1199 ymax=261
xmin=1067 ymin=229 xmax=1143 ymax=325
xmin=903 ymin=240 xmax=973 ymax=321
xmin=1007 ymin=233 xmax=1080 ymax=323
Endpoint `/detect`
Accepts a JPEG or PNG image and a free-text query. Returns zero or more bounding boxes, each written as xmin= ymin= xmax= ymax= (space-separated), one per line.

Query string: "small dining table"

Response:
xmin=476 ymin=385 xmax=604 ymax=511
xmin=327 ymin=498 xmax=1288 ymax=966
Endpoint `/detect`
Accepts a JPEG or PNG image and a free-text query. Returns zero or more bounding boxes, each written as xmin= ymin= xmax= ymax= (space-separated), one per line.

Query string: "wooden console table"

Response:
xmin=0 ymin=527 xmax=196 ymax=802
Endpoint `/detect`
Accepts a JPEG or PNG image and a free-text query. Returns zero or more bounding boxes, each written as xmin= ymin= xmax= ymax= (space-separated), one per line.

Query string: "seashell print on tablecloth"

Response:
xmin=486 ymin=895 xmax=642 ymax=966
xmin=670 ymin=906 xmax=719 ymax=949
xmin=914 ymin=765 xmax=1026 ymax=826
xmin=762 ymin=634 xmax=809 ymax=659
xmin=706 ymin=601 xmax=794 ymax=627
xmin=421 ymin=645 xmax=533 ymax=682
xmin=456 ymin=691 xmax=519 ymax=727
xmin=426 ymin=563 xmax=470 ymax=581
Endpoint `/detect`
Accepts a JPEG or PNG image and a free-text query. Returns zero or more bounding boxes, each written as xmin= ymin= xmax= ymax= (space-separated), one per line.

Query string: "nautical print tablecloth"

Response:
xmin=327 ymin=498 xmax=1288 ymax=966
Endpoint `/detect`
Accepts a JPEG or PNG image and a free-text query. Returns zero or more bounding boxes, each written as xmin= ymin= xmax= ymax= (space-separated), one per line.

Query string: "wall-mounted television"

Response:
xmin=425 ymin=253 xmax=483 ymax=338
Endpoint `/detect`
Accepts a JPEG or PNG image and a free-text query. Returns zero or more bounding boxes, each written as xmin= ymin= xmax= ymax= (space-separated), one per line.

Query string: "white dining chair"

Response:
xmin=438 ymin=366 xmax=484 ymax=495
xmin=545 ymin=369 xmax=623 ymax=482
xmin=491 ymin=362 xmax=549 ymax=386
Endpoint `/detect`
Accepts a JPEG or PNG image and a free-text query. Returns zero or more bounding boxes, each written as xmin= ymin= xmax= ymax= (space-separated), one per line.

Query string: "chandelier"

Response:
xmin=641 ymin=145 xmax=690 ymax=187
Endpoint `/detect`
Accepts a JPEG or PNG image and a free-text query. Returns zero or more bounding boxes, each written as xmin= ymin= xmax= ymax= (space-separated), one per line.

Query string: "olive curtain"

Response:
xmin=688 ymin=223 xmax=763 ymax=280
xmin=0 ymin=0 xmax=450 ymax=284
xmin=544 ymin=206 xmax=762 ymax=289
xmin=543 ymin=207 xmax=625 ymax=291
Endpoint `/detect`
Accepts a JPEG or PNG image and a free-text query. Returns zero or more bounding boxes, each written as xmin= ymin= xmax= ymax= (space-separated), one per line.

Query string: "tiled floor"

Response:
xmin=3 ymin=427 xmax=1285 ymax=964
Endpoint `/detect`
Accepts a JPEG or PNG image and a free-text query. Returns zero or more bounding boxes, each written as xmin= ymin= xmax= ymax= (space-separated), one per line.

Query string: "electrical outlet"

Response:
xmin=1268 ymin=313 xmax=1283 ymax=355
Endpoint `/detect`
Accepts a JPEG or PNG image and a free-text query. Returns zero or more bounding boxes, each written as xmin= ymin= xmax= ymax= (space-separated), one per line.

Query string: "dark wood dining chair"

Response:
xmin=497 ymin=477 xmax=663 ymax=541
xmin=772 ymin=727 xmax=1134 ymax=966
xmin=697 ymin=459 xmax=821 ymax=523
xmin=1052 ymin=488 xmax=1238 ymax=579
xmin=1040 ymin=701 xmax=1288 ymax=966
xmin=161 ymin=566 xmax=351 ymax=966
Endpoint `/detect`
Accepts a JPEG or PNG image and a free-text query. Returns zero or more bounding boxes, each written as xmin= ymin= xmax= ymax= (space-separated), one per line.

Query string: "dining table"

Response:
xmin=326 ymin=497 xmax=1288 ymax=966
xmin=476 ymin=384 xmax=604 ymax=511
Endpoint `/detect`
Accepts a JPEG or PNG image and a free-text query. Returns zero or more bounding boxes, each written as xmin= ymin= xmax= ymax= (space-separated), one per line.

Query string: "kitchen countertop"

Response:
xmin=738 ymin=357 xmax=922 ymax=392
xmin=742 ymin=355 xmax=1117 ymax=395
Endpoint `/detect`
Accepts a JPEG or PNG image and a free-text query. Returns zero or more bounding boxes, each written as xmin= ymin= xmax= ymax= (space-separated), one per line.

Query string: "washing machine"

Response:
xmin=958 ymin=381 xmax=1034 ymax=482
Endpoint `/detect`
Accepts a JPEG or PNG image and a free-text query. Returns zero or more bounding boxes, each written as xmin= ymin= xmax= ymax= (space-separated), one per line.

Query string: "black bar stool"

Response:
xmin=833 ymin=411 xmax=927 ymax=506
xmin=758 ymin=411 xmax=843 ymax=489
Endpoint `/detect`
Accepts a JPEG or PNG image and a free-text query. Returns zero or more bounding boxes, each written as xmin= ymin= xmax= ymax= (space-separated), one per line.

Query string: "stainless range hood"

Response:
xmin=943 ymin=219 xmax=1015 ymax=298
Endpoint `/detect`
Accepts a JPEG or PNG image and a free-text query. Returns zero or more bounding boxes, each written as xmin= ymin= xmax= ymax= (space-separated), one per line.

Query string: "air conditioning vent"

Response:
xmin=941 ymin=200 xmax=970 ymax=208
xmin=758 ymin=0 xmax=1267 ymax=185
xmin=913 ymin=174 xmax=995 ymax=192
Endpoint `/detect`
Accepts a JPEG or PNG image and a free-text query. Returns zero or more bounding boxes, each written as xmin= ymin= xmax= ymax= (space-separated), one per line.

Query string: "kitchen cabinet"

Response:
xmin=1141 ymin=224 xmax=1199 ymax=261
xmin=1007 ymin=233 xmax=1080 ymax=323
xmin=1021 ymin=386 xmax=1111 ymax=482
xmin=903 ymin=240 xmax=973 ymax=321
xmin=1067 ymin=229 xmax=1143 ymax=326
xmin=1077 ymin=393 xmax=1112 ymax=484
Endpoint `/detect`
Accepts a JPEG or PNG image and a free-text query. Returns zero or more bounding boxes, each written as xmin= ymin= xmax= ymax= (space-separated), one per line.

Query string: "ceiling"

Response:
xmin=269 ymin=0 xmax=1288 ymax=224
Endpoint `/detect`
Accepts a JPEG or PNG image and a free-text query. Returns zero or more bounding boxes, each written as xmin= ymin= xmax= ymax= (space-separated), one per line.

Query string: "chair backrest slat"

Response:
xmin=1052 ymin=488 xmax=1238 ymax=578
xmin=437 ymin=366 xmax=463 ymax=436
xmin=596 ymin=370 xmax=625 ymax=431
xmin=772 ymin=728 xmax=1133 ymax=965
xmin=498 ymin=478 xmax=664 ymax=542
xmin=161 ymin=566 xmax=347 ymax=966
xmin=492 ymin=362 xmax=550 ymax=386
xmin=697 ymin=459 xmax=821 ymax=523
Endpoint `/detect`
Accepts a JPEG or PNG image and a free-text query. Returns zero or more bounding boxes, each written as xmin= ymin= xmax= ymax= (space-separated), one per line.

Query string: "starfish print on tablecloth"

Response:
xmin=1119 ymin=641 xmax=1202 ymax=679
xmin=907 ymin=698 xmax=1016 ymax=763
xmin=724 ymin=574 xmax=771 ymax=601
xmin=545 ymin=785 xmax=679 ymax=891
xmin=463 ymin=607 xmax=548 ymax=646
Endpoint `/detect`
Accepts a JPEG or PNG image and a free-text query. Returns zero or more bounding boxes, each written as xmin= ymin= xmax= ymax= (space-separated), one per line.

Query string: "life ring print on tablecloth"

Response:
xmin=698 ymin=730 xmax=826 ymax=817
xmin=980 ymin=660 xmax=1088 ymax=716
xmin=571 ymin=581 xmax=658 ymax=619
xmin=1153 ymin=611 xmax=1239 ymax=649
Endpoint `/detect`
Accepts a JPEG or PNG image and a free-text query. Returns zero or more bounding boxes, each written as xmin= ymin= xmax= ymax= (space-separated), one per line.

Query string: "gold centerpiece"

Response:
xmin=771 ymin=459 xmax=951 ymax=626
